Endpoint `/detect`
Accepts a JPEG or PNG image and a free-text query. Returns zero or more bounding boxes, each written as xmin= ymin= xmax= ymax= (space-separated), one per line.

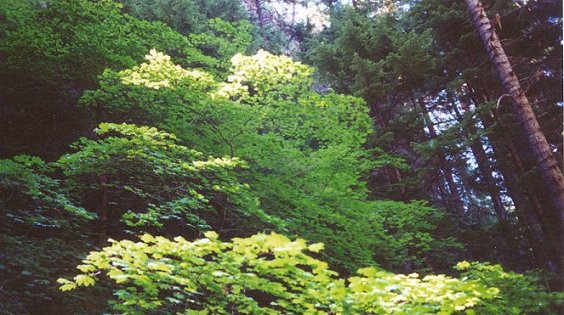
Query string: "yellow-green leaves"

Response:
xmin=308 ymin=242 xmax=325 ymax=253
xmin=121 ymin=49 xmax=216 ymax=90
xmin=58 ymin=283 xmax=77 ymax=292
xmin=456 ymin=261 xmax=472 ymax=270
xmin=59 ymin=232 xmax=337 ymax=314
xmin=217 ymin=50 xmax=313 ymax=102
xmin=73 ymin=274 xmax=96 ymax=287
xmin=347 ymin=270 xmax=494 ymax=314
xmin=59 ymin=232 xmax=519 ymax=314
xmin=203 ymin=231 xmax=219 ymax=239
xmin=57 ymin=278 xmax=78 ymax=292
xmin=76 ymin=264 xmax=96 ymax=273
xmin=78 ymin=48 xmax=379 ymax=274
xmin=139 ymin=233 xmax=155 ymax=243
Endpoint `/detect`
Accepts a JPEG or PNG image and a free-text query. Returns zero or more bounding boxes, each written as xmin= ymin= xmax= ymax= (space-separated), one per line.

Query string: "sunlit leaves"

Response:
xmin=120 ymin=49 xmax=216 ymax=90
xmin=59 ymin=233 xmax=336 ymax=314
xmin=57 ymin=278 xmax=78 ymax=292
xmin=60 ymin=233 xmax=548 ymax=314
xmin=348 ymin=269 xmax=495 ymax=314
xmin=216 ymin=50 xmax=313 ymax=101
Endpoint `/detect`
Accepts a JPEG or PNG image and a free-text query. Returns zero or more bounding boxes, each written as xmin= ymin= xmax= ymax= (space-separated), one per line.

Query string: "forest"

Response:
xmin=0 ymin=0 xmax=562 ymax=313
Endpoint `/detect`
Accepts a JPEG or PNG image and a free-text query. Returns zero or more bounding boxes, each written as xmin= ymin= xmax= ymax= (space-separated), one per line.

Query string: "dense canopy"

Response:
xmin=0 ymin=0 xmax=562 ymax=313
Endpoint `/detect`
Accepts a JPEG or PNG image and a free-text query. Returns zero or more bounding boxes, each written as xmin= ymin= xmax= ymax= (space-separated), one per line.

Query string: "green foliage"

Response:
xmin=0 ymin=155 xmax=102 ymax=312
xmin=306 ymin=8 xmax=442 ymax=202
xmin=82 ymin=49 xmax=367 ymax=270
xmin=309 ymin=10 xmax=435 ymax=101
xmin=368 ymin=200 xmax=462 ymax=272
xmin=59 ymin=232 xmax=338 ymax=314
xmin=80 ymin=49 xmax=254 ymax=158
xmin=57 ymin=122 xmax=279 ymax=234
xmin=0 ymin=0 xmax=191 ymax=91
xmin=186 ymin=18 xmax=254 ymax=75
xmin=1 ymin=0 xmax=560 ymax=314
xmin=79 ymin=48 xmax=461 ymax=272
xmin=59 ymin=232 xmax=561 ymax=314
xmin=117 ymin=0 xmax=256 ymax=75
xmin=0 ymin=0 xmax=252 ymax=93
xmin=455 ymin=261 xmax=563 ymax=314
xmin=0 ymin=0 xmax=188 ymax=158
xmin=218 ymin=50 xmax=372 ymax=152
xmin=116 ymin=0 xmax=249 ymax=36
xmin=0 ymin=0 xmax=251 ymax=158
xmin=0 ymin=155 xmax=93 ymax=222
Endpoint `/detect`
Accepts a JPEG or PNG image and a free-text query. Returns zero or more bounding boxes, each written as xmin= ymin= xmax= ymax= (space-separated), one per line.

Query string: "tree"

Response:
xmin=307 ymin=8 xmax=464 ymax=208
xmin=405 ymin=0 xmax=562 ymax=272
xmin=0 ymin=0 xmax=253 ymax=159
xmin=0 ymin=122 xmax=279 ymax=311
xmin=462 ymin=0 xmax=564 ymax=271
xmin=79 ymin=48 xmax=461 ymax=273
xmin=116 ymin=0 xmax=249 ymax=35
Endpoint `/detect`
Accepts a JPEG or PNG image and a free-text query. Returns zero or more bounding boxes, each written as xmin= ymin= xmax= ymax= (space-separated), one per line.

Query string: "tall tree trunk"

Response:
xmin=417 ymin=98 xmax=464 ymax=216
xmin=464 ymin=0 xmax=564 ymax=271
xmin=455 ymin=101 xmax=506 ymax=221
xmin=467 ymin=87 xmax=559 ymax=271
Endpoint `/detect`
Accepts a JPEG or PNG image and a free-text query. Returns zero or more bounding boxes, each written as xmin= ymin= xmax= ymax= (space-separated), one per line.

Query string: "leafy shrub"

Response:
xmin=59 ymin=232 xmax=559 ymax=314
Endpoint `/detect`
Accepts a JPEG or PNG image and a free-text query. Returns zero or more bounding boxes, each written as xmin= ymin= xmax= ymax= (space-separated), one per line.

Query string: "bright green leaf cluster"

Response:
xmin=59 ymin=233 xmax=544 ymax=314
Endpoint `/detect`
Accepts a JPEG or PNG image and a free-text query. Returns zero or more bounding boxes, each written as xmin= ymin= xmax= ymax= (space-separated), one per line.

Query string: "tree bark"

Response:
xmin=464 ymin=0 xmax=564 ymax=270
